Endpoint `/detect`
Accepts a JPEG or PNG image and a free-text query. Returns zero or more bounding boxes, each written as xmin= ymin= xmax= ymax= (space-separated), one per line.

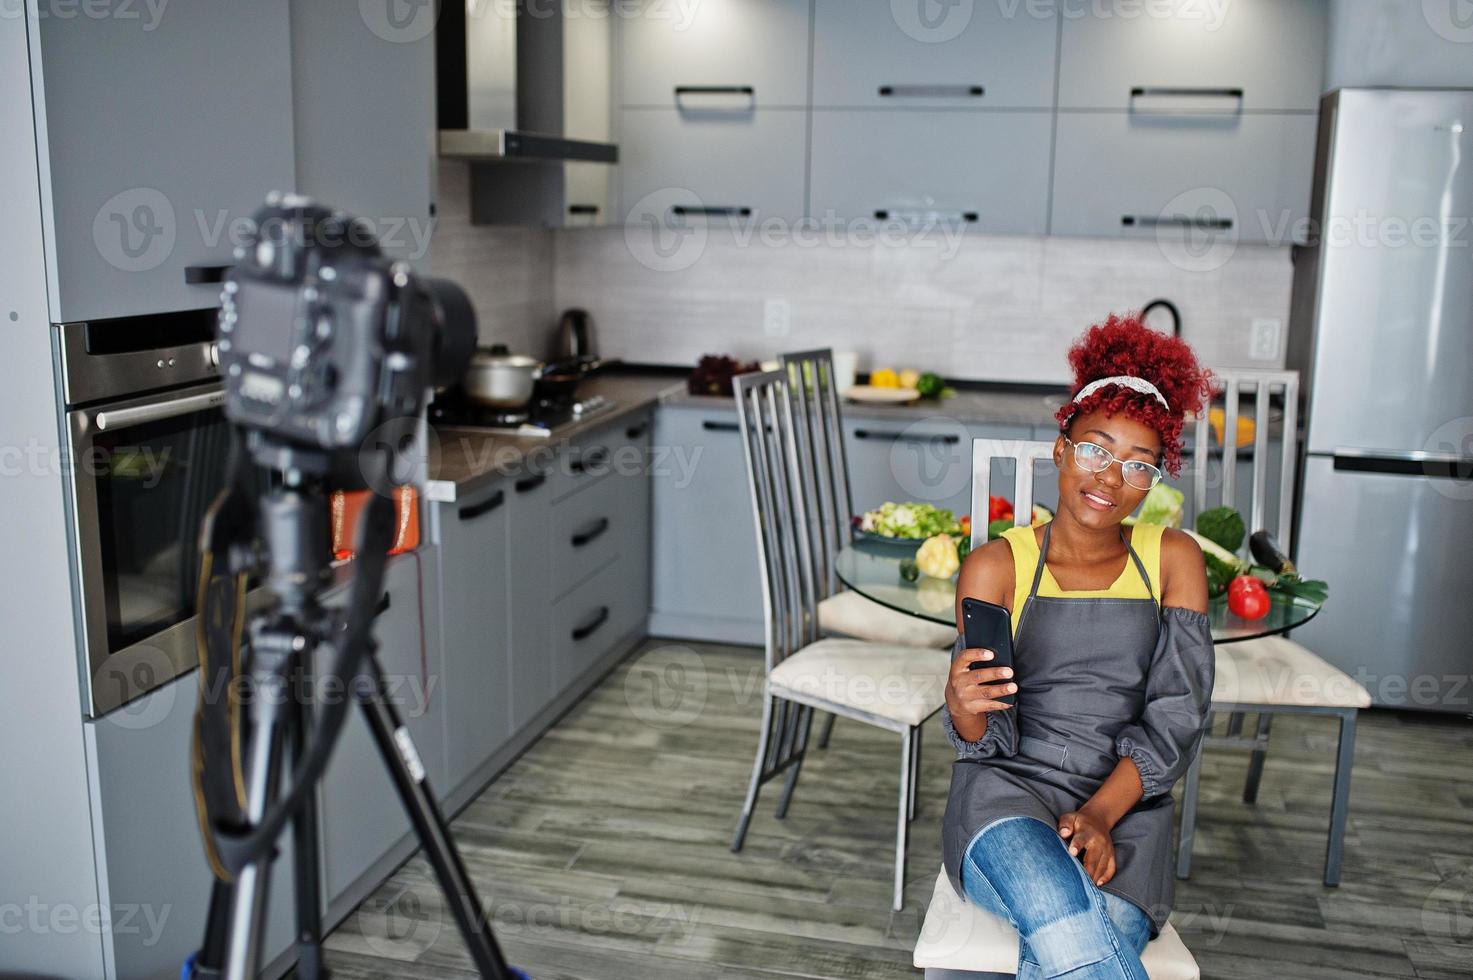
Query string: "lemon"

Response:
xmin=898 ymin=368 xmax=920 ymax=389
xmin=870 ymin=367 xmax=900 ymax=388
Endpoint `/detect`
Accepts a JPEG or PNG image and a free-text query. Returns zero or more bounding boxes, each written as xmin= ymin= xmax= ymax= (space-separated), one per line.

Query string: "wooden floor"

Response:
xmin=315 ymin=638 xmax=1473 ymax=979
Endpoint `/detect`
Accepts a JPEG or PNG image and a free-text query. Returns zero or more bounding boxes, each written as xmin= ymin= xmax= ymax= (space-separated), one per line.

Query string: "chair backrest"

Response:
xmin=733 ymin=369 xmax=822 ymax=672
xmin=777 ymin=348 xmax=854 ymax=599
xmin=969 ymin=438 xmax=1058 ymax=550
xmin=1186 ymin=368 xmax=1300 ymax=555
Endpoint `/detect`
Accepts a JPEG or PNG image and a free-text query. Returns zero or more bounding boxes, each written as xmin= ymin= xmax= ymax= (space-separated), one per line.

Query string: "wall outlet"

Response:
xmin=763 ymin=298 xmax=791 ymax=338
xmin=1249 ymin=317 xmax=1281 ymax=361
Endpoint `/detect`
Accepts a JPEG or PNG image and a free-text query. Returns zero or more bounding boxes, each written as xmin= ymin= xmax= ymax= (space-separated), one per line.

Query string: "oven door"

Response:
xmin=66 ymin=381 xmax=242 ymax=715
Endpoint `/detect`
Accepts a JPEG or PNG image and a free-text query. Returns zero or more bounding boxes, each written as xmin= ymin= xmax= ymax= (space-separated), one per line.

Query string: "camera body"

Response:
xmin=217 ymin=195 xmax=473 ymax=489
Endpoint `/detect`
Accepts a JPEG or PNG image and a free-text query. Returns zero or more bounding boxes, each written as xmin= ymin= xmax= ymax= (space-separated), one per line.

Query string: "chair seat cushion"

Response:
xmin=1214 ymin=635 xmax=1372 ymax=708
xmin=768 ymin=638 xmax=948 ymax=728
xmin=913 ymin=867 xmax=1200 ymax=979
xmin=819 ymin=590 xmax=958 ymax=648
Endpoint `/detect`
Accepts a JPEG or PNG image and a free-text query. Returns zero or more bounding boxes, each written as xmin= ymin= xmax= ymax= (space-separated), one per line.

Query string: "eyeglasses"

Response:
xmin=1063 ymin=437 xmax=1163 ymax=491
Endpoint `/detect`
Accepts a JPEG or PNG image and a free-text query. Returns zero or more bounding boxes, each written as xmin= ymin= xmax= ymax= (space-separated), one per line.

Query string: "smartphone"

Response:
xmin=961 ymin=597 xmax=1016 ymax=706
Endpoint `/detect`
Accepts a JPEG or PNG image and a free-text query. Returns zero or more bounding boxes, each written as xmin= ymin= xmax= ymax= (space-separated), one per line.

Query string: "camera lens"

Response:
xmin=423 ymin=277 xmax=477 ymax=390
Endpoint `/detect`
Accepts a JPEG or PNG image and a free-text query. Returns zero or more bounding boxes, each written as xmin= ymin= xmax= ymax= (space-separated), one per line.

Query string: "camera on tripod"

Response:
xmin=186 ymin=196 xmax=520 ymax=980
xmin=217 ymin=192 xmax=476 ymax=488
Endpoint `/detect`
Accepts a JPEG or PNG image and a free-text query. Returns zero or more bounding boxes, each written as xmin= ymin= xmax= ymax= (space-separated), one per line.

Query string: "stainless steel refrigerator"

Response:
xmin=1287 ymin=88 xmax=1473 ymax=714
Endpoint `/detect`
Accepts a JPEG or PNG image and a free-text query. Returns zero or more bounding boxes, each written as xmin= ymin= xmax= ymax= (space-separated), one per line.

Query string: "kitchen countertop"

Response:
xmin=426 ymin=371 xmax=687 ymax=501
xmin=664 ymin=385 xmax=1072 ymax=429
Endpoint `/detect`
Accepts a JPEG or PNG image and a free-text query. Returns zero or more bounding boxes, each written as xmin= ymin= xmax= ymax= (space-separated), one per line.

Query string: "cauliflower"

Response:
xmin=914 ymin=533 xmax=961 ymax=579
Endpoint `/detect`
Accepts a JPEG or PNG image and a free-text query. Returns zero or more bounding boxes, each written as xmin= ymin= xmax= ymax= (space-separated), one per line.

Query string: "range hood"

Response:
xmin=436 ymin=0 xmax=617 ymax=164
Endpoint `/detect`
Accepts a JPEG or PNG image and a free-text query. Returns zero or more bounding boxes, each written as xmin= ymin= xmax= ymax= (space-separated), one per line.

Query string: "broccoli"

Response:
xmin=1203 ymin=553 xmax=1238 ymax=597
xmin=1196 ymin=506 xmax=1245 ymax=553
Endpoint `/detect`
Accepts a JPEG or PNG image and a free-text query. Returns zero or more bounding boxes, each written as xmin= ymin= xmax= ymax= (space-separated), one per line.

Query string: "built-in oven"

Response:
xmin=55 ymin=311 xmax=259 ymax=715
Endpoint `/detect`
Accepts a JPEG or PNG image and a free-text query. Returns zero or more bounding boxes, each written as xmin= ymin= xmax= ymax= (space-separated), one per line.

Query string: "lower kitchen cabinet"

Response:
xmin=435 ymin=483 xmax=515 ymax=794
xmin=83 ymin=671 xmax=297 ymax=980
xmin=505 ymin=466 xmax=557 ymax=734
xmin=318 ymin=548 xmax=447 ymax=909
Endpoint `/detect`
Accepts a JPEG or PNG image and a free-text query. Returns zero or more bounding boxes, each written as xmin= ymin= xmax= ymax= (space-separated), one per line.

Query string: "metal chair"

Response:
xmin=1173 ymin=368 xmax=1369 ymax=887
xmin=778 ymin=349 xmax=957 ymax=753
xmin=729 ymin=368 xmax=949 ymax=911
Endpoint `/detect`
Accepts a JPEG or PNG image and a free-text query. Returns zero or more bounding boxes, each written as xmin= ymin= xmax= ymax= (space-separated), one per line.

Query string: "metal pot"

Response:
xmin=463 ymin=344 xmax=541 ymax=408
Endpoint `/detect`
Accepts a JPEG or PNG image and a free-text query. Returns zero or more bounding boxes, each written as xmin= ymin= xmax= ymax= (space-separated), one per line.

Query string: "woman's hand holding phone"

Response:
xmin=946 ymin=646 xmax=1017 ymax=720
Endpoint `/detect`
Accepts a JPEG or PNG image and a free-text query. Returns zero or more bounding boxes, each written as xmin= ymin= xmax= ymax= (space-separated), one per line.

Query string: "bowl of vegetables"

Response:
xmin=852 ymin=501 xmax=964 ymax=548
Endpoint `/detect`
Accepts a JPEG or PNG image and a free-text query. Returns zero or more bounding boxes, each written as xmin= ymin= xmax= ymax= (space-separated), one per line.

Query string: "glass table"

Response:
xmin=834 ymin=538 xmax=1323 ymax=643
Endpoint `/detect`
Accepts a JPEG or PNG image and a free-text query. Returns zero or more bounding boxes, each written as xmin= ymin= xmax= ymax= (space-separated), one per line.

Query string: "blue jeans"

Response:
xmin=960 ymin=815 xmax=1152 ymax=979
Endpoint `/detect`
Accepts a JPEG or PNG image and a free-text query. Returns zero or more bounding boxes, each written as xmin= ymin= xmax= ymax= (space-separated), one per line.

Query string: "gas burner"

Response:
xmin=430 ymin=389 xmax=616 ymax=436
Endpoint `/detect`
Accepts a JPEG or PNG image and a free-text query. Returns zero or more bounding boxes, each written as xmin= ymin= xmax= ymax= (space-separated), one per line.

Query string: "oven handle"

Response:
xmin=94 ymin=389 xmax=226 ymax=431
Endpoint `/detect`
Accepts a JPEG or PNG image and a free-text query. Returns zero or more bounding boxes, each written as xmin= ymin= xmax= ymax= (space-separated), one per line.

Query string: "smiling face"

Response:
xmin=1054 ymin=409 xmax=1165 ymax=529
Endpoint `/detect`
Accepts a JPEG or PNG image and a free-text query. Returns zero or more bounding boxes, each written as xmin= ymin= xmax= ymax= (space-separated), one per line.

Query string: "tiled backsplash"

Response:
xmin=552 ymin=226 xmax=1293 ymax=384
xmin=435 ymin=172 xmax=1295 ymax=384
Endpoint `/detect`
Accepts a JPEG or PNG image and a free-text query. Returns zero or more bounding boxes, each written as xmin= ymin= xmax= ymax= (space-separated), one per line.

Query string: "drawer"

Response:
xmin=550 ymin=473 xmax=624 ymax=599
xmin=551 ymin=554 xmax=642 ymax=690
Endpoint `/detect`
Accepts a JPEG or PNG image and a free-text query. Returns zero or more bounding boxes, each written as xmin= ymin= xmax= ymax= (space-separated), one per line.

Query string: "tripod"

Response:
xmin=187 ymin=483 xmax=517 ymax=980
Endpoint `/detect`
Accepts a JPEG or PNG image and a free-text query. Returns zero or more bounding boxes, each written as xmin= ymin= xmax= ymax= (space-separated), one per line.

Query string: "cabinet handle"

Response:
xmin=674 ymin=85 xmax=756 ymax=111
xmin=1121 ymin=214 xmax=1234 ymax=230
xmin=874 ymin=209 xmax=978 ymax=224
xmin=515 ymin=472 xmax=546 ymax=493
xmin=702 ymin=420 xmax=741 ymax=432
xmin=568 ymin=204 xmax=600 ymax=215
xmin=571 ymin=517 xmax=611 ymax=547
xmin=375 ymin=592 xmax=391 ymax=617
xmin=185 ymin=264 xmax=232 ymax=285
xmin=878 ymin=84 xmax=984 ymax=98
xmin=1130 ymin=86 xmax=1244 ymax=102
xmin=458 ymin=489 xmax=505 ymax=520
xmin=672 ymin=205 xmax=752 ymax=218
xmin=675 ymin=85 xmax=755 ymax=96
xmin=571 ymin=605 xmax=610 ymax=641
xmin=570 ymin=446 xmax=609 ymax=474
xmin=625 ymin=420 xmax=650 ymax=439
xmin=853 ymin=428 xmax=960 ymax=445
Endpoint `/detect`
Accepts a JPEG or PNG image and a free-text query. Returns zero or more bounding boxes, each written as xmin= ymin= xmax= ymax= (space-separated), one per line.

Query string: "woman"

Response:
xmin=943 ymin=313 xmax=1216 ymax=980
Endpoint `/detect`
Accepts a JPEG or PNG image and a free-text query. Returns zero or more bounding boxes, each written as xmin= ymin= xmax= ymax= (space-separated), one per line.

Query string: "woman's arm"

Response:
xmin=946 ymin=539 xmax=1017 ymax=744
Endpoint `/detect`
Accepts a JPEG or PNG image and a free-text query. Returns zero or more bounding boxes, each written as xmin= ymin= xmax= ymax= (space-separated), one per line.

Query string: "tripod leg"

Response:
xmin=355 ymin=656 xmax=513 ymax=980
xmin=223 ymin=698 xmax=288 ymax=980
xmin=291 ymin=679 xmax=327 ymax=980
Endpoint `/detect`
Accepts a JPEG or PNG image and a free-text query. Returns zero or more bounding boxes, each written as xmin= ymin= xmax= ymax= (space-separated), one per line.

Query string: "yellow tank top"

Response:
xmin=1000 ymin=521 xmax=1165 ymax=636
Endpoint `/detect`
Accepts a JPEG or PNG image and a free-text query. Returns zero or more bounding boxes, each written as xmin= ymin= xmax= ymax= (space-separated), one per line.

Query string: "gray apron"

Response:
xmin=941 ymin=520 xmax=1178 ymax=940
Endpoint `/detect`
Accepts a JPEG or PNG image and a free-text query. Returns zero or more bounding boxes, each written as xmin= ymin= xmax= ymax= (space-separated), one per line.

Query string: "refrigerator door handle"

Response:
xmin=1330 ymin=449 xmax=1473 ymax=479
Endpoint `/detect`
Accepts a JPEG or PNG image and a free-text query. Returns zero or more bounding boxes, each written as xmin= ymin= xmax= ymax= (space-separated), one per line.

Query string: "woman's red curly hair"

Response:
xmin=1053 ymin=313 xmax=1216 ymax=478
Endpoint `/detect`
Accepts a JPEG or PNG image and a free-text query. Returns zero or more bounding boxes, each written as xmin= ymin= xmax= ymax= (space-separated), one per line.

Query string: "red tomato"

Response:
xmin=988 ymin=495 xmax=1014 ymax=523
xmin=1227 ymin=575 xmax=1270 ymax=620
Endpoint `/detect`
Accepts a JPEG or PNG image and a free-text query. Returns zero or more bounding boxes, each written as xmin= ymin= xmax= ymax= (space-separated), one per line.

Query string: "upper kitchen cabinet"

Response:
xmin=1050 ymin=111 xmax=1318 ymax=243
xmin=618 ymin=108 xmax=808 ymax=226
xmin=811 ymin=0 xmax=1057 ymax=109
xmin=1057 ymin=0 xmax=1327 ymax=112
xmin=290 ymin=0 xmax=435 ymax=264
xmin=616 ymin=0 xmax=812 ymax=108
xmin=29 ymin=0 xmax=297 ymax=322
xmin=809 ymin=110 xmax=1052 ymax=234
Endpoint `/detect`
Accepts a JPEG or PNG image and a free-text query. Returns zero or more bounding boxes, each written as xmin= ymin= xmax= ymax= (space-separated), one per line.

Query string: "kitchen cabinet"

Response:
xmin=616 ymin=0 xmax=812 ymax=108
xmin=83 ymin=672 xmax=297 ymax=979
xmin=845 ymin=417 xmax=1036 ymax=521
xmin=290 ymin=0 xmax=435 ymax=266
xmin=808 ymin=110 xmax=1053 ymax=234
xmin=319 ymin=548 xmax=448 ymax=907
xmin=505 ymin=465 xmax=558 ymax=734
xmin=649 ymin=405 xmax=765 ymax=644
xmin=29 ymin=0 xmax=297 ymax=321
xmin=811 ymin=0 xmax=1057 ymax=109
xmin=1049 ymin=112 xmax=1318 ymax=243
xmin=1057 ymin=0 xmax=1326 ymax=112
xmin=618 ymin=107 xmax=809 ymax=226
xmin=435 ymin=484 xmax=516 ymax=793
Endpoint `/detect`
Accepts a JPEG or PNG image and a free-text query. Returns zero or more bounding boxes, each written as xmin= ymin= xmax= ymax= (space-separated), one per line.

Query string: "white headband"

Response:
xmin=1072 ymin=375 xmax=1170 ymax=410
